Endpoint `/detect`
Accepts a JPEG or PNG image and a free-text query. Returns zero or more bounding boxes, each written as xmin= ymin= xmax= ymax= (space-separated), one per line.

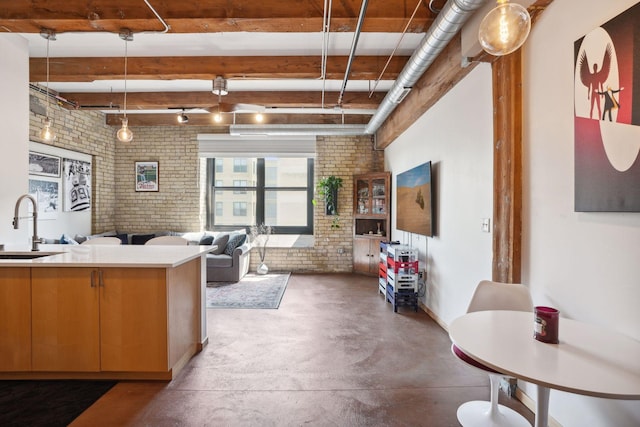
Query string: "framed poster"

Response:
xmin=63 ymin=158 xmax=91 ymax=211
xmin=136 ymin=161 xmax=159 ymax=192
xmin=29 ymin=178 xmax=59 ymax=219
xmin=29 ymin=151 xmax=60 ymax=177
xmin=574 ymin=3 xmax=640 ymax=211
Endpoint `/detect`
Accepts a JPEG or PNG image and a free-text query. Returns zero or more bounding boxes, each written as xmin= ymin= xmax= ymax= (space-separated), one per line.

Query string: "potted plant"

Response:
xmin=315 ymin=175 xmax=343 ymax=215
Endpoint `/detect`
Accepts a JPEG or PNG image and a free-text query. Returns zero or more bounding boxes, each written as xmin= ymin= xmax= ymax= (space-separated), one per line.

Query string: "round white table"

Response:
xmin=449 ymin=310 xmax=640 ymax=427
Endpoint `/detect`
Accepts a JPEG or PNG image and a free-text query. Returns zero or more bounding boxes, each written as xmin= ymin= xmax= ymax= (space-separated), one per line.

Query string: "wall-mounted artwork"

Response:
xmin=63 ymin=158 xmax=91 ymax=211
xmin=135 ymin=161 xmax=159 ymax=192
xmin=574 ymin=3 xmax=640 ymax=212
xmin=28 ymin=151 xmax=60 ymax=177
xmin=396 ymin=162 xmax=433 ymax=237
xmin=29 ymin=178 xmax=59 ymax=219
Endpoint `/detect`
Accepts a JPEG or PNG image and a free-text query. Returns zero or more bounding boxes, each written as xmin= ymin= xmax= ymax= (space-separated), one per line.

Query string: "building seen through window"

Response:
xmin=206 ymin=157 xmax=313 ymax=234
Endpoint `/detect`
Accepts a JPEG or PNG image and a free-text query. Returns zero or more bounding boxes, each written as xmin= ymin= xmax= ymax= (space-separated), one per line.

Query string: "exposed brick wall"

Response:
xmin=29 ymin=90 xmax=386 ymax=273
xmin=114 ymin=126 xmax=202 ymax=233
xmin=249 ymin=135 xmax=384 ymax=273
xmin=29 ymin=87 xmax=116 ymax=234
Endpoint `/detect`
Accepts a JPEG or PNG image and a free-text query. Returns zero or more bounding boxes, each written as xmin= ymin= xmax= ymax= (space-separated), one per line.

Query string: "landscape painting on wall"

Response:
xmin=574 ymin=2 xmax=640 ymax=211
xmin=396 ymin=162 xmax=433 ymax=237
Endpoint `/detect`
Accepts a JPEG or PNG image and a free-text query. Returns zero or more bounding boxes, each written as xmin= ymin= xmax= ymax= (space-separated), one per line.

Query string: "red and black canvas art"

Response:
xmin=574 ymin=2 xmax=640 ymax=211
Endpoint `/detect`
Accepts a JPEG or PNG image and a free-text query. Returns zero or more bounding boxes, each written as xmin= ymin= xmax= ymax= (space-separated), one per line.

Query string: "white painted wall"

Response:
xmin=522 ymin=0 xmax=640 ymax=425
xmin=0 ymin=35 xmax=30 ymax=247
xmin=28 ymin=141 xmax=92 ymax=240
xmin=385 ymin=64 xmax=494 ymax=325
xmin=388 ymin=1 xmax=640 ymax=425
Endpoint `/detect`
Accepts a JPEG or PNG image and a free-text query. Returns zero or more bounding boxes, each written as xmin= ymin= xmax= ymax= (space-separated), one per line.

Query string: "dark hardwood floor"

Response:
xmin=70 ymin=273 xmax=534 ymax=426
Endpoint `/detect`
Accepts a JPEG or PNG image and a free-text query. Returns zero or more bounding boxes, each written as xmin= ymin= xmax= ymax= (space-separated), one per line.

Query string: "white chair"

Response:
xmin=81 ymin=236 xmax=122 ymax=245
xmin=144 ymin=235 xmax=188 ymax=246
xmin=452 ymin=280 xmax=533 ymax=427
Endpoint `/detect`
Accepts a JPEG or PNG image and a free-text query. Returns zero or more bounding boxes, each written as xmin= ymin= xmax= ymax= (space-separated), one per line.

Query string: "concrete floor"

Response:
xmin=71 ymin=273 xmax=534 ymax=426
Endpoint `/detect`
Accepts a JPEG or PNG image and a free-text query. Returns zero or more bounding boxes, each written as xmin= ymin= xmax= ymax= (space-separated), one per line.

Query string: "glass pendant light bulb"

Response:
xmin=478 ymin=0 xmax=531 ymax=56
xmin=255 ymin=113 xmax=264 ymax=123
xmin=117 ymin=117 xmax=134 ymax=143
xmin=214 ymin=112 xmax=222 ymax=123
xmin=40 ymin=117 xmax=56 ymax=142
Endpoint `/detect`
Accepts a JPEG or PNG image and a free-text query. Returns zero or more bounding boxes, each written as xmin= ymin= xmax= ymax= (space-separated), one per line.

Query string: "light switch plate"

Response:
xmin=481 ymin=218 xmax=491 ymax=233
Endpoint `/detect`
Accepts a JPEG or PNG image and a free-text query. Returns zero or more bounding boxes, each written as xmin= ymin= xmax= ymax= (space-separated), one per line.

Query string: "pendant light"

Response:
xmin=117 ymin=29 xmax=134 ymax=143
xmin=212 ymin=76 xmax=227 ymax=124
xmin=39 ymin=29 xmax=56 ymax=142
xmin=478 ymin=0 xmax=531 ymax=56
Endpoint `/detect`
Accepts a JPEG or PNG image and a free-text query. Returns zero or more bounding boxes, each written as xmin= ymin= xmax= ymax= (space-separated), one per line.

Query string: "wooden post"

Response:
xmin=491 ymin=53 xmax=523 ymax=284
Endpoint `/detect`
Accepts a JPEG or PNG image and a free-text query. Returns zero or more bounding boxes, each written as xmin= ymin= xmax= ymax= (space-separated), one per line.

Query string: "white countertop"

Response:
xmin=0 ymin=244 xmax=216 ymax=268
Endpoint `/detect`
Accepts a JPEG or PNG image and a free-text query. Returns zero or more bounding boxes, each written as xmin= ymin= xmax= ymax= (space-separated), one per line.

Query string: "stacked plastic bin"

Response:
xmin=378 ymin=241 xmax=388 ymax=295
xmin=386 ymin=245 xmax=419 ymax=312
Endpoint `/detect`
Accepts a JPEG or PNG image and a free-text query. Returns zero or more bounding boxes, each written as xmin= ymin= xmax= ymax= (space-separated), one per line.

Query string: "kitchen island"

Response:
xmin=0 ymin=244 xmax=214 ymax=380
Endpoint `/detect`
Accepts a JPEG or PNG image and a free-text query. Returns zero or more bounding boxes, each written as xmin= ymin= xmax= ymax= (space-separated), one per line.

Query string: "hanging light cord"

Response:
xmin=368 ymin=0 xmax=422 ymax=98
xmin=123 ymin=37 xmax=128 ymax=119
xmin=45 ymin=34 xmax=51 ymax=118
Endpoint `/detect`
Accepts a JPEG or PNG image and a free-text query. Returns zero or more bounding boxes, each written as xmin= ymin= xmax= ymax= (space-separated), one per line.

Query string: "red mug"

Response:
xmin=534 ymin=306 xmax=559 ymax=344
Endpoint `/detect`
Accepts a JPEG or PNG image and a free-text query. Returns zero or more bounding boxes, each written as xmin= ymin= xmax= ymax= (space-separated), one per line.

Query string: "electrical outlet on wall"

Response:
xmin=481 ymin=218 xmax=491 ymax=233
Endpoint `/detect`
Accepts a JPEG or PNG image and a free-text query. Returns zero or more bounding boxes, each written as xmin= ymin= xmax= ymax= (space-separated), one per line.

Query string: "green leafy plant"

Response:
xmin=314 ymin=175 xmax=343 ymax=215
xmin=331 ymin=216 xmax=341 ymax=229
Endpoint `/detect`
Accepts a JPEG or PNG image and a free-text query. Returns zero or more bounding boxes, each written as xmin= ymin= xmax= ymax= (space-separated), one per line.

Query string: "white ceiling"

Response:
xmin=22 ymin=31 xmax=425 ymax=95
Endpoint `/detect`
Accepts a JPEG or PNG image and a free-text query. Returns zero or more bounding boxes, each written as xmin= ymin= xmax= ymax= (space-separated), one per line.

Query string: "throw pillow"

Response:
xmin=211 ymin=233 xmax=230 ymax=255
xmin=199 ymin=235 xmax=214 ymax=245
xmin=224 ymin=233 xmax=246 ymax=256
xmin=115 ymin=233 xmax=129 ymax=245
xmin=131 ymin=234 xmax=155 ymax=245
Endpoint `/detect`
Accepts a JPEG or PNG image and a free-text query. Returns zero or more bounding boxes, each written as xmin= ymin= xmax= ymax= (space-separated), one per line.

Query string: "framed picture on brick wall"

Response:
xmin=135 ymin=161 xmax=159 ymax=192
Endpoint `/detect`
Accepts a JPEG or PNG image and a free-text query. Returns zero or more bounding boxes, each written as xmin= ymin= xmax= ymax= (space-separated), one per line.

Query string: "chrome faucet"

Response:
xmin=13 ymin=194 xmax=44 ymax=251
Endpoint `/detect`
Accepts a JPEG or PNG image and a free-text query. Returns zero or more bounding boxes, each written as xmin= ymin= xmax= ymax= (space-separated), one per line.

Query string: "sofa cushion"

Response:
xmin=224 ymin=234 xmax=247 ymax=255
xmin=199 ymin=235 xmax=214 ymax=245
xmin=207 ymin=254 xmax=233 ymax=268
xmin=131 ymin=234 xmax=155 ymax=245
xmin=211 ymin=233 xmax=230 ymax=254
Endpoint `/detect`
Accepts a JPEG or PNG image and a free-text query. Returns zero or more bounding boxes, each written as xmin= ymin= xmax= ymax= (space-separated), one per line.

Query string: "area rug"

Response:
xmin=206 ymin=273 xmax=290 ymax=309
xmin=0 ymin=380 xmax=116 ymax=426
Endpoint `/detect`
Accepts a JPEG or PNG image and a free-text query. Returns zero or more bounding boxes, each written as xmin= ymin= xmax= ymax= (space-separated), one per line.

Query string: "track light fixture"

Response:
xmin=478 ymin=0 xmax=531 ymax=56
xmin=177 ymin=110 xmax=189 ymax=124
xmin=117 ymin=29 xmax=134 ymax=143
xmin=39 ymin=29 xmax=56 ymax=142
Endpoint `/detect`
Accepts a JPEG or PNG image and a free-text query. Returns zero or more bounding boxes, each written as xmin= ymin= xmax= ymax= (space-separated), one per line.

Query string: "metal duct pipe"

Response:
xmin=337 ymin=0 xmax=369 ymax=106
xmin=364 ymin=0 xmax=488 ymax=134
xmin=229 ymin=124 xmax=367 ymax=136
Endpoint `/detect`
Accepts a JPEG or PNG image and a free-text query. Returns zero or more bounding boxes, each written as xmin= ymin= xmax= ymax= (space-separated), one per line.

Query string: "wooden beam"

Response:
xmin=30 ymin=55 xmax=409 ymax=82
xmin=105 ymin=113 xmax=371 ymax=127
xmin=491 ymin=53 xmax=522 ymax=284
xmin=374 ymin=35 xmax=478 ymax=149
xmin=0 ymin=0 xmax=433 ymax=33
xmin=59 ymin=91 xmax=384 ymax=110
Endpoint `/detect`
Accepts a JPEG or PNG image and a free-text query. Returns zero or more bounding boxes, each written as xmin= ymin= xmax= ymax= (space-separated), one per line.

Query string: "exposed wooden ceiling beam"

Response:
xmin=0 ymin=0 xmax=433 ymax=33
xmin=30 ymin=55 xmax=409 ymax=82
xmin=105 ymin=113 xmax=371 ymax=127
xmin=60 ymin=91 xmax=384 ymax=110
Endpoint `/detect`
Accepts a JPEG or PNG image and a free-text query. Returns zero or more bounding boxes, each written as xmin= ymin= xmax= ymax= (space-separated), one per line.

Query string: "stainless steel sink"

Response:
xmin=0 ymin=252 xmax=62 ymax=260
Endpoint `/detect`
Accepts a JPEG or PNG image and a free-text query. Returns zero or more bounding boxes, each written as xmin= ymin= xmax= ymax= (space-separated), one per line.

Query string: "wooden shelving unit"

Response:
xmin=352 ymin=172 xmax=390 ymax=275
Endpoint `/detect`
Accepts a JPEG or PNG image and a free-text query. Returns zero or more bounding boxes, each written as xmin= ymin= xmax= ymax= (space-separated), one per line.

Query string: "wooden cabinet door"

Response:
xmin=0 ymin=268 xmax=31 ymax=371
xmin=31 ymin=268 xmax=100 ymax=372
xmin=99 ymin=268 xmax=168 ymax=372
xmin=353 ymin=238 xmax=372 ymax=274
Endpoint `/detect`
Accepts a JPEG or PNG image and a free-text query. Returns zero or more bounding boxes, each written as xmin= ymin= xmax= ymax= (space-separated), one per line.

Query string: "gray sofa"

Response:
xmin=57 ymin=229 xmax=252 ymax=283
xmin=206 ymin=241 xmax=251 ymax=282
